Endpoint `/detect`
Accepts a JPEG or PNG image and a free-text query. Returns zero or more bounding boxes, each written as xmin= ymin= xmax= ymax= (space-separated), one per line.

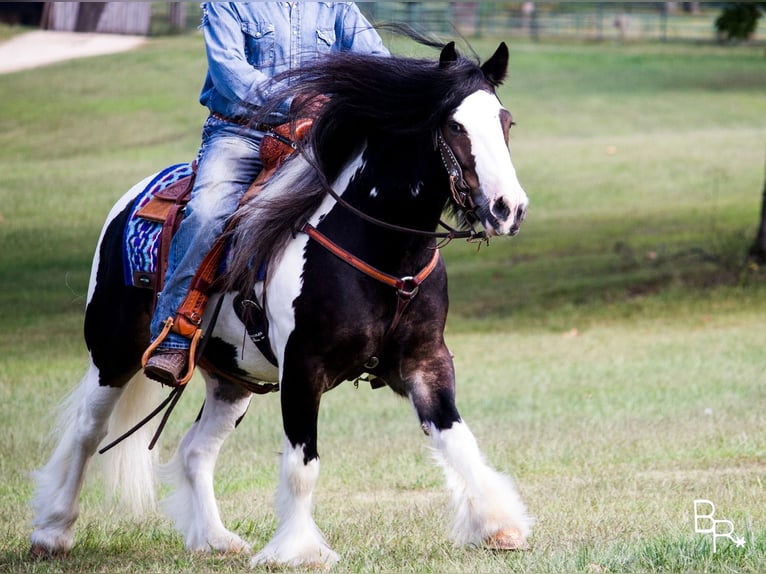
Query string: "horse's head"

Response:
xmin=438 ymin=42 xmax=528 ymax=237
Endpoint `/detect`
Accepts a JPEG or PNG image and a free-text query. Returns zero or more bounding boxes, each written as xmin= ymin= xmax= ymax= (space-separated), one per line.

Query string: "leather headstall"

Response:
xmin=436 ymin=131 xmax=474 ymax=211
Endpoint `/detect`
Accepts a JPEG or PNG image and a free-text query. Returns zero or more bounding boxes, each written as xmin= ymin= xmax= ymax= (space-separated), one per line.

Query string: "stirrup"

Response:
xmin=141 ymin=317 xmax=202 ymax=386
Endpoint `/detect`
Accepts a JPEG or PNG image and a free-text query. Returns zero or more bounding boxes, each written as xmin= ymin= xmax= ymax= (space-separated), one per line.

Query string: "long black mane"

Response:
xmin=226 ymin=44 xmax=496 ymax=295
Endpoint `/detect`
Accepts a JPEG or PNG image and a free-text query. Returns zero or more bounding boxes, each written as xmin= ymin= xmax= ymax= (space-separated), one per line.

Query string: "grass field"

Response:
xmin=1 ymin=28 xmax=766 ymax=573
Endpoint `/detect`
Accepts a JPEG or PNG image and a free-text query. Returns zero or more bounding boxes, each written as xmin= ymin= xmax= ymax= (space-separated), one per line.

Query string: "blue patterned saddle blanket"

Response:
xmin=123 ymin=163 xmax=194 ymax=288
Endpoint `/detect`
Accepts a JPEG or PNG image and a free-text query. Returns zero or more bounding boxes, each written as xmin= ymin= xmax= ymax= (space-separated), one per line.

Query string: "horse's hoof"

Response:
xmin=484 ymin=528 xmax=530 ymax=551
xmin=29 ymin=543 xmax=69 ymax=560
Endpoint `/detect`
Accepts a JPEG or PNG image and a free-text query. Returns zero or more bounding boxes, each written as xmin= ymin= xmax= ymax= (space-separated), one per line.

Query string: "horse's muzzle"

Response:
xmin=484 ymin=197 xmax=527 ymax=237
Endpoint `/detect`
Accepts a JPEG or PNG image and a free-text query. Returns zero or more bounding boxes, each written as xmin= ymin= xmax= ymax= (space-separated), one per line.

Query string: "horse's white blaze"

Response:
xmin=453 ymin=90 xmax=528 ymax=236
xmin=251 ymin=440 xmax=339 ymax=568
xmin=428 ymin=421 xmax=533 ymax=546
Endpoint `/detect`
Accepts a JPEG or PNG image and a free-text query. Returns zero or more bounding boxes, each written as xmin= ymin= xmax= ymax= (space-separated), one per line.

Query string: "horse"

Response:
xmin=29 ymin=41 xmax=531 ymax=568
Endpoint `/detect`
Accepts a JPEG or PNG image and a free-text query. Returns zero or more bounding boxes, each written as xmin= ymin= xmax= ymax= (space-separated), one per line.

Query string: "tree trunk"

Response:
xmin=168 ymin=3 xmax=186 ymax=32
xmin=74 ymin=2 xmax=106 ymax=33
xmin=749 ymin=153 xmax=766 ymax=263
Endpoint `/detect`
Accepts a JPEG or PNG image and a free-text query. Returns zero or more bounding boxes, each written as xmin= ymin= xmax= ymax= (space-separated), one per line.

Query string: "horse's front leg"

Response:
xmin=159 ymin=372 xmax=252 ymax=553
xmin=408 ymin=346 xmax=533 ymax=550
xmin=251 ymin=364 xmax=339 ymax=569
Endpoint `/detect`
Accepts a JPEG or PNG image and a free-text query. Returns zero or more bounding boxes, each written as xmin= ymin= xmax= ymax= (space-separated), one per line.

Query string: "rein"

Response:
xmin=303 ymin=131 xmax=487 ymax=243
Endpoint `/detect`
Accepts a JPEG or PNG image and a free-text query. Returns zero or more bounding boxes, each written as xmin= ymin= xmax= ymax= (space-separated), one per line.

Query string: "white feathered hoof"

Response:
xmin=484 ymin=527 xmax=530 ymax=551
xmin=249 ymin=542 xmax=340 ymax=570
xmin=201 ymin=531 xmax=252 ymax=554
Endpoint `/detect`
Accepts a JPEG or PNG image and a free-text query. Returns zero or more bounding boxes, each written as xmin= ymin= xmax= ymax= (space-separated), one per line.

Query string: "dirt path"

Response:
xmin=0 ymin=30 xmax=145 ymax=74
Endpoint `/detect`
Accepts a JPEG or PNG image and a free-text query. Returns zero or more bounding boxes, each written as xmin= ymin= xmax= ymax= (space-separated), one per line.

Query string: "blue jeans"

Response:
xmin=150 ymin=114 xmax=265 ymax=350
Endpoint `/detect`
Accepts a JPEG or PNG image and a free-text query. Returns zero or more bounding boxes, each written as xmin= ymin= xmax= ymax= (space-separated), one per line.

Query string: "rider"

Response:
xmin=144 ymin=2 xmax=388 ymax=385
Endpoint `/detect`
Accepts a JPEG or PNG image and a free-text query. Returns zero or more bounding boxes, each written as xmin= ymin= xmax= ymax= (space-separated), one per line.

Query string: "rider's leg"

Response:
xmin=145 ymin=115 xmax=264 ymax=384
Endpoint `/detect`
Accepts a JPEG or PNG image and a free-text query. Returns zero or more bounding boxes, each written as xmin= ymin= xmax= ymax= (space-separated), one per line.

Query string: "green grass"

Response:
xmin=1 ymin=30 xmax=766 ymax=573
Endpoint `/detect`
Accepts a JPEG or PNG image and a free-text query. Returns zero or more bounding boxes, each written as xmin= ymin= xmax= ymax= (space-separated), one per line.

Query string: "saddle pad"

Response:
xmin=123 ymin=163 xmax=194 ymax=288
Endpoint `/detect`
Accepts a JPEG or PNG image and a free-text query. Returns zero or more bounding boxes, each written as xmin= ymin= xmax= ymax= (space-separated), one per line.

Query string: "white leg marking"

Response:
xmin=250 ymin=440 xmax=338 ymax=568
xmin=429 ymin=421 xmax=533 ymax=547
xmin=30 ymin=363 xmax=123 ymax=555
xmin=159 ymin=376 xmax=252 ymax=553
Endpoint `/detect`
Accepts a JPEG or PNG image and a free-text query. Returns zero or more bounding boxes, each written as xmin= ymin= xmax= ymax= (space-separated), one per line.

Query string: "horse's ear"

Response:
xmin=439 ymin=41 xmax=458 ymax=68
xmin=480 ymin=42 xmax=509 ymax=87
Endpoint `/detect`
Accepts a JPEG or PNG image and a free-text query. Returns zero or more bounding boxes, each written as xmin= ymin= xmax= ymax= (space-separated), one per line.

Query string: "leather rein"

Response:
xmin=306 ymin=131 xmax=487 ymax=243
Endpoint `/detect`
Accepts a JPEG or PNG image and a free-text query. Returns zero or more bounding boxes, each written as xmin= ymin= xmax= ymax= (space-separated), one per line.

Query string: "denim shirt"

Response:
xmin=199 ymin=2 xmax=389 ymax=122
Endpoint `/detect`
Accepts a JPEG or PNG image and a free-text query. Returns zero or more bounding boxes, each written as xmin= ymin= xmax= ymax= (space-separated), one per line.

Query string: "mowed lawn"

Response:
xmin=1 ymin=30 xmax=765 ymax=573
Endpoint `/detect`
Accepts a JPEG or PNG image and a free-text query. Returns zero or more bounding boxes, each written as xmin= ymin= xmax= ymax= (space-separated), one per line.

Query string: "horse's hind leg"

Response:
xmin=159 ymin=371 xmax=252 ymax=553
xmin=30 ymin=362 xmax=124 ymax=558
xmin=408 ymin=347 xmax=533 ymax=550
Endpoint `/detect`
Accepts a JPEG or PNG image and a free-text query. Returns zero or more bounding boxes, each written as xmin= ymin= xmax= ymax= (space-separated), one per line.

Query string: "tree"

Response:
xmin=714 ymin=3 xmax=766 ymax=262
xmin=168 ymin=3 xmax=187 ymax=33
xmin=715 ymin=2 xmax=764 ymax=41
xmin=74 ymin=2 xmax=106 ymax=33
xmin=750 ymin=158 xmax=766 ymax=263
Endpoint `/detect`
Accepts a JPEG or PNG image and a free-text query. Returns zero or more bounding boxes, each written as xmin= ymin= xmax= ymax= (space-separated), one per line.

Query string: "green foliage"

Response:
xmin=1 ymin=32 xmax=765 ymax=573
xmin=715 ymin=2 xmax=765 ymax=41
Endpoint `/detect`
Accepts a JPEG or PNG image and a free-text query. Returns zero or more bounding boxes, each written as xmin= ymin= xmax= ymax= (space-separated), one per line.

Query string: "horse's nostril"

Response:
xmin=517 ymin=205 xmax=527 ymax=223
xmin=492 ymin=198 xmax=511 ymax=221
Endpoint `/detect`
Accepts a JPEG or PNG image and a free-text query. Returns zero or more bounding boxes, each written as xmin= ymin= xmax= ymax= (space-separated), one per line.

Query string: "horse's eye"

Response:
xmin=447 ymin=121 xmax=465 ymax=135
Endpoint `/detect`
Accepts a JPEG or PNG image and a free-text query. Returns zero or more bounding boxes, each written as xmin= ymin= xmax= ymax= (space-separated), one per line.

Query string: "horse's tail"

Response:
xmin=100 ymin=371 xmax=161 ymax=516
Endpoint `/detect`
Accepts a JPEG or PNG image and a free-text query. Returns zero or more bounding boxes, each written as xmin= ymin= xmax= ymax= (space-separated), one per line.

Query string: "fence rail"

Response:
xmin=360 ymin=2 xmax=764 ymax=44
xmin=31 ymin=2 xmax=765 ymax=44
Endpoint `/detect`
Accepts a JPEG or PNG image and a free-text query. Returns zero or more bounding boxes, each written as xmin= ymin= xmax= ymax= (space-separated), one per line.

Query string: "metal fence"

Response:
xmin=359 ymin=2 xmax=764 ymax=44
xmin=71 ymin=2 xmax=761 ymax=45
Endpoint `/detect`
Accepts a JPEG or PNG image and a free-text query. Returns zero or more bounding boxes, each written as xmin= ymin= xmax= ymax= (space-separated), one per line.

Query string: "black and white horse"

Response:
xmin=30 ymin=42 xmax=531 ymax=568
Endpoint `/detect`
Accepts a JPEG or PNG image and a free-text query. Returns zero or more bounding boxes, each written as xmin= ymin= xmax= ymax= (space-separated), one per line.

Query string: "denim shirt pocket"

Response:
xmin=316 ymin=29 xmax=336 ymax=54
xmin=242 ymin=21 xmax=276 ymax=69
